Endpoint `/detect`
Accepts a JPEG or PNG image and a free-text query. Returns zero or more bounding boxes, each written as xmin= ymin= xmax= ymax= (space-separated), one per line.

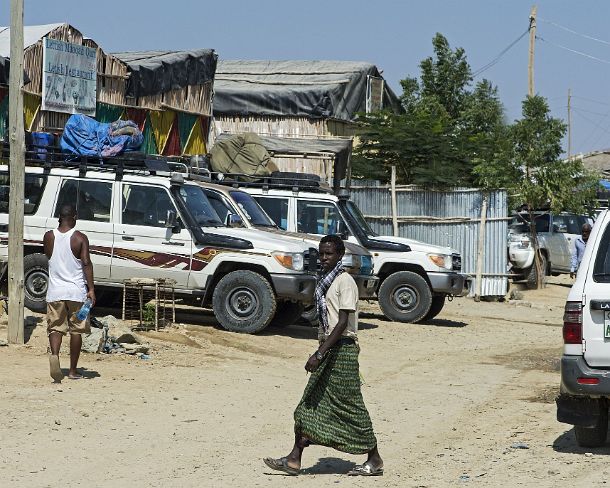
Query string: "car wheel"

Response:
xmin=24 ymin=253 xmax=48 ymax=313
xmin=269 ymin=301 xmax=305 ymax=328
xmin=526 ymin=253 xmax=548 ymax=289
xmin=378 ymin=271 xmax=432 ymax=323
xmin=212 ymin=270 xmax=276 ymax=334
xmin=575 ymin=406 xmax=608 ymax=448
xmin=422 ymin=295 xmax=446 ymax=322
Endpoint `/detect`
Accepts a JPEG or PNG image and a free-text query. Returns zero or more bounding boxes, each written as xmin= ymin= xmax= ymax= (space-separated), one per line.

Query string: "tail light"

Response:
xmin=563 ymin=301 xmax=583 ymax=344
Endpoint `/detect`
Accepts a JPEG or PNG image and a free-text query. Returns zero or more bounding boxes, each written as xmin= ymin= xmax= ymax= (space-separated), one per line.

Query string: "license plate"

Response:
xmin=605 ymin=312 xmax=610 ymax=338
xmin=366 ymin=279 xmax=376 ymax=289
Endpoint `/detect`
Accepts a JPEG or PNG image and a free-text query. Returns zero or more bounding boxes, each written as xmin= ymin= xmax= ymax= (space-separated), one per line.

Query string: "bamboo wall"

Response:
xmin=211 ymin=115 xmax=356 ymax=178
xmin=134 ymin=81 xmax=213 ymax=116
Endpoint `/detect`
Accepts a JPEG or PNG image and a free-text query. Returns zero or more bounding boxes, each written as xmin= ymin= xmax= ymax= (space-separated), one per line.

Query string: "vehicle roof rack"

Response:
xmin=209 ymin=171 xmax=333 ymax=194
xmin=0 ymin=142 xmax=194 ymax=181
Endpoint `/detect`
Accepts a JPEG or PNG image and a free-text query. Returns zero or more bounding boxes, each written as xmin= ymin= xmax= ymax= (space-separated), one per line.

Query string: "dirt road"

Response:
xmin=0 ymin=277 xmax=606 ymax=487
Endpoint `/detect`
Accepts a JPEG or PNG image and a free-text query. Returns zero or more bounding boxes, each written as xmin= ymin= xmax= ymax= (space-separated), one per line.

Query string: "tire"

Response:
xmin=378 ymin=271 xmax=432 ymax=323
xmin=575 ymin=406 xmax=608 ymax=447
xmin=269 ymin=301 xmax=305 ymax=328
xmin=526 ymin=253 xmax=548 ymax=290
xmin=422 ymin=295 xmax=446 ymax=322
xmin=212 ymin=270 xmax=276 ymax=334
xmin=23 ymin=253 xmax=49 ymax=313
xmin=299 ymin=304 xmax=319 ymax=327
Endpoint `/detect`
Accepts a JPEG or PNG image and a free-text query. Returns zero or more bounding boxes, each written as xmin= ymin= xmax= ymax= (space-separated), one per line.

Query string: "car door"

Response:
xmin=549 ymin=215 xmax=571 ymax=272
xmin=110 ymin=182 xmax=192 ymax=287
xmin=48 ymin=178 xmax=114 ymax=280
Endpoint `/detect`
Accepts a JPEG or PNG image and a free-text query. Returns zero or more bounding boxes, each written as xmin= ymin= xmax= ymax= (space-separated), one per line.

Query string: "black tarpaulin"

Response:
xmin=213 ymin=60 xmax=401 ymax=121
xmin=0 ymin=55 xmax=30 ymax=85
xmin=113 ymin=49 xmax=217 ymax=98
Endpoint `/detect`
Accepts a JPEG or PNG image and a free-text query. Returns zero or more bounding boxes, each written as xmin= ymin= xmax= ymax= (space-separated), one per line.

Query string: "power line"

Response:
xmin=537 ymin=35 xmax=610 ymax=66
xmin=571 ymin=108 xmax=610 ymax=150
xmin=472 ymin=28 xmax=530 ymax=78
xmin=572 ymin=95 xmax=610 ymax=106
xmin=539 ymin=18 xmax=610 ymax=46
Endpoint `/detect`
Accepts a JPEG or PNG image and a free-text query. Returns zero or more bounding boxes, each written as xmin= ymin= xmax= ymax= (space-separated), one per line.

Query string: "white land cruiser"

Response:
xmin=188 ymin=179 xmax=378 ymax=325
xmin=216 ymin=175 xmax=469 ymax=323
xmin=0 ymin=155 xmax=320 ymax=334
xmin=558 ymin=209 xmax=610 ymax=446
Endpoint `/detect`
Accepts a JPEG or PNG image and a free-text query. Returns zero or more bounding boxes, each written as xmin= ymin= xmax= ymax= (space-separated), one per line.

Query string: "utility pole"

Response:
xmin=7 ymin=0 xmax=25 ymax=344
xmin=528 ymin=5 xmax=537 ymax=97
xmin=568 ymin=88 xmax=572 ymax=159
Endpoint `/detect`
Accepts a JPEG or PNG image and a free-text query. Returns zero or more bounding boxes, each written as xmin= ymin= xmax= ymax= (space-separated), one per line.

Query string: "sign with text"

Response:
xmin=42 ymin=38 xmax=97 ymax=116
xmin=366 ymin=76 xmax=384 ymax=113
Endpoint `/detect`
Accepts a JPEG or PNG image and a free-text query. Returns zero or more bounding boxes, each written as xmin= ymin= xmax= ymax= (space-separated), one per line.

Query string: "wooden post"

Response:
xmin=568 ymin=88 xmax=572 ymax=159
xmin=390 ymin=165 xmax=398 ymax=237
xmin=528 ymin=5 xmax=537 ymax=97
xmin=474 ymin=193 xmax=488 ymax=302
xmin=7 ymin=0 xmax=25 ymax=344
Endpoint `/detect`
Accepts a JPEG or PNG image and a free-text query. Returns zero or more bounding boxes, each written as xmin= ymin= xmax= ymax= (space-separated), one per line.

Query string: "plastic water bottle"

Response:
xmin=75 ymin=298 xmax=93 ymax=321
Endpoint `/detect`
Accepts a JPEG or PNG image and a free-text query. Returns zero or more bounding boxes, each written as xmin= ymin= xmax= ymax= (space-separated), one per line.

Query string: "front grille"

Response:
xmin=452 ymin=254 xmax=462 ymax=272
xmin=304 ymin=248 xmax=319 ymax=274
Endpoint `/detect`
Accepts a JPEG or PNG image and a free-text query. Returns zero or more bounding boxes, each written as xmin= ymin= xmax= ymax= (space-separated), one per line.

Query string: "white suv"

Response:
xmin=0 ymin=154 xmax=320 ymax=334
xmin=558 ymin=209 xmax=610 ymax=446
xmin=213 ymin=174 xmax=469 ymax=323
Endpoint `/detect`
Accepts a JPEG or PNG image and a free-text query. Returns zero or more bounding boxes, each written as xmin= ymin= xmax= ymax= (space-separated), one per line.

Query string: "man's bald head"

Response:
xmin=59 ymin=204 xmax=77 ymax=222
xmin=582 ymin=223 xmax=592 ymax=242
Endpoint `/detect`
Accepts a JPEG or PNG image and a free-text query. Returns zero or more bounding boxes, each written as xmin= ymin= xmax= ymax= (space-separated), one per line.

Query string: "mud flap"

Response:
xmin=556 ymin=393 xmax=606 ymax=427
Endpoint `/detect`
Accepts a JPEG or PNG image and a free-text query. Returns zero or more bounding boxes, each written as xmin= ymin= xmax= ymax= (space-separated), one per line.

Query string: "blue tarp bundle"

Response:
xmin=60 ymin=114 xmax=143 ymax=157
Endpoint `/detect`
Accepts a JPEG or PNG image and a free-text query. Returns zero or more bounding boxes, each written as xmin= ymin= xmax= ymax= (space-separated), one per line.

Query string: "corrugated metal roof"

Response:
xmin=0 ymin=23 xmax=64 ymax=57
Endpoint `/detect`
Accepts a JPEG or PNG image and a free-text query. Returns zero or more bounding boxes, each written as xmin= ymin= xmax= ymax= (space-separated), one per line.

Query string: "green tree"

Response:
xmin=476 ymin=95 xmax=599 ymax=287
xmin=353 ymin=33 xmax=509 ymax=187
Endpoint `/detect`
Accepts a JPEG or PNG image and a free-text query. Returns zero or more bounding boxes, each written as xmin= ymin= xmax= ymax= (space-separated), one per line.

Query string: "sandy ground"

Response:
xmin=0 ymin=276 xmax=607 ymax=487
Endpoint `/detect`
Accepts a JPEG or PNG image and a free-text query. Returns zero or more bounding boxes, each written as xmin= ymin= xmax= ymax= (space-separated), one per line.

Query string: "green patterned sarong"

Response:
xmin=294 ymin=343 xmax=377 ymax=454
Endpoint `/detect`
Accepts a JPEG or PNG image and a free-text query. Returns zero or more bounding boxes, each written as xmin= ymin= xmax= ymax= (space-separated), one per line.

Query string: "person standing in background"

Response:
xmin=570 ymin=223 xmax=592 ymax=278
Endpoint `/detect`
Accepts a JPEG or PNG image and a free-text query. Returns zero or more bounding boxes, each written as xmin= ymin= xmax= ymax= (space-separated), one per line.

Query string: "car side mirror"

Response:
xmin=165 ymin=210 xmax=177 ymax=229
xmin=336 ymin=220 xmax=349 ymax=239
xmin=225 ymin=213 xmax=244 ymax=228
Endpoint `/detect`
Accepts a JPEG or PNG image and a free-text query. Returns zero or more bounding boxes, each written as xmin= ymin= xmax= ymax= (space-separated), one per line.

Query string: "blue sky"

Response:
xmin=2 ymin=0 xmax=610 ymax=156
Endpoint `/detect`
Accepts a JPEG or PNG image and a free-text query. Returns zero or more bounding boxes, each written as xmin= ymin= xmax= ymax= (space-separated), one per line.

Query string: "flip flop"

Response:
xmin=49 ymin=355 xmax=63 ymax=383
xmin=262 ymin=457 xmax=300 ymax=476
xmin=68 ymin=375 xmax=83 ymax=380
xmin=347 ymin=461 xmax=384 ymax=476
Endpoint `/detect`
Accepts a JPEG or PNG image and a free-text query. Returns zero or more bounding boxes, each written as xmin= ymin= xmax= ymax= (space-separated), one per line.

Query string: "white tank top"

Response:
xmin=46 ymin=228 xmax=87 ymax=303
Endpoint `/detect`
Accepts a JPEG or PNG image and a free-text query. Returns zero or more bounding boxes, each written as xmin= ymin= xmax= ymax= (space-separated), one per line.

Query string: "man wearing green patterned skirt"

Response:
xmin=263 ymin=235 xmax=383 ymax=477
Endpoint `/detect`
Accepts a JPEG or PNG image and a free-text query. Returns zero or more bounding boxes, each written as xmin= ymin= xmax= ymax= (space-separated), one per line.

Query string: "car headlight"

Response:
xmin=428 ymin=253 xmax=452 ymax=270
xmin=360 ymin=255 xmax=373 ymax=275
xmin=272 ymin=252 xmax=304 ymax=271
xmin=342 ymin=254 xmax=355 ymax=268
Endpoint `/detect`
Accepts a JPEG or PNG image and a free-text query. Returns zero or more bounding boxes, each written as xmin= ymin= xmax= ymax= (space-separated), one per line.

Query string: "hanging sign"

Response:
xmin=366 ymin=76 xmax=384 ymax=113
xmin=42 ymin=37 xmax=97 ymax=116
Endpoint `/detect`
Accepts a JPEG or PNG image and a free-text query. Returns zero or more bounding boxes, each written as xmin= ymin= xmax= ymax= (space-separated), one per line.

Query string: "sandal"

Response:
xmin=262 ymin=457 xmax=300 ymax=476
xmin=347 ymin=461 xmax=384 ymax=476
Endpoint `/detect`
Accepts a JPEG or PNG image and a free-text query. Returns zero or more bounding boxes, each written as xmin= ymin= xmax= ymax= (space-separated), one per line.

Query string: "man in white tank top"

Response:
xmin=43 ymin=204 xmax=96 ymax=382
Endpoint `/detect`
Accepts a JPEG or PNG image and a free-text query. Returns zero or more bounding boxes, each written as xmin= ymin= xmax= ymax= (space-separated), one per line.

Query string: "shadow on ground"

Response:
xmin=360 ymin=311 xmax=467 ymax=328
xmin=301 ymin=457 xmax=357 ymax=475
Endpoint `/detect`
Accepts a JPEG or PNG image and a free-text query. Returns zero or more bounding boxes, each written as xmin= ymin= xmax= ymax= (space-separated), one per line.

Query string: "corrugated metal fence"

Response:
xmin=350 ymin=183 xmax=508 ymax=296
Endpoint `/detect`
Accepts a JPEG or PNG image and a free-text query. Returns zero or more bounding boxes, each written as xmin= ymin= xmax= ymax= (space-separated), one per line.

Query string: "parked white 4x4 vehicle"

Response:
xmin=0 ymin=153 xmax=321 ymax=334
xmin=508 ymin=212 xmax=592 ymax=287
xmin=216 ymin=174 xmax=469 ymax=323
xmin=558 ymin=209 xmax=610 ymax=446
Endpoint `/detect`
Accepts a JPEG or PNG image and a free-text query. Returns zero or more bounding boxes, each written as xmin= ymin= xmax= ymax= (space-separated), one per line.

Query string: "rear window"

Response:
xmin=593 ymin=222 xmax=610 ymax=282
xmin=0 ymin=173 xmax=47 ymax=215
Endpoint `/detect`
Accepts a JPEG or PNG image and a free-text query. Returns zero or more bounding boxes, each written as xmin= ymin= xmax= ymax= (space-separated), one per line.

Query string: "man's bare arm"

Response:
xmin=78 ymin=232 xmax=96 ymax=305
xmin=43 ymin=230 xmax=53 ymax=259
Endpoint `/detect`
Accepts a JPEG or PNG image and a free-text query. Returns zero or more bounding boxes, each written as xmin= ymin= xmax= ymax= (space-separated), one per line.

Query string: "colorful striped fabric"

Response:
xmin=294 ymin=343 xmax=377 ymax=455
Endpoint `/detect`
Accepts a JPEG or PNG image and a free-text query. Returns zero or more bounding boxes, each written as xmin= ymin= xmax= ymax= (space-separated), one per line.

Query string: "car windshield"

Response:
xmin=509 ymin=214 xmax=550 ymax=233
xmin=345 ymin=201 xmax=377 ymax=237
xmin=177 ymin=185 xmax=223 ymax=227
xmin=230 ymin=191 xmax=276 ymax=227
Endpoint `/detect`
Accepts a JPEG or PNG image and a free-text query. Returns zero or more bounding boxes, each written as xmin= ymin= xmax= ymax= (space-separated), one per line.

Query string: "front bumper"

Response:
xmin=352 ymin=274 xmax=379 ymax=299
xmin=270 ymin=273 xmax=316 ymax=304
xmin=428 ymin=272 xmax=469 ymax=296
xmin=508 ymin=246 xmax=534 ymax=270
xmin=560 ymin=355 xmax=610 ymax=396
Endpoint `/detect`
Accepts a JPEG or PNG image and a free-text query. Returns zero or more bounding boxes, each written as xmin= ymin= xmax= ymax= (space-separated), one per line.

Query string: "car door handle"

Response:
xmin=162 ymin=241 xmax=184 ymax=246
xmin=122 ymin=236 xmax=135 ymax=241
